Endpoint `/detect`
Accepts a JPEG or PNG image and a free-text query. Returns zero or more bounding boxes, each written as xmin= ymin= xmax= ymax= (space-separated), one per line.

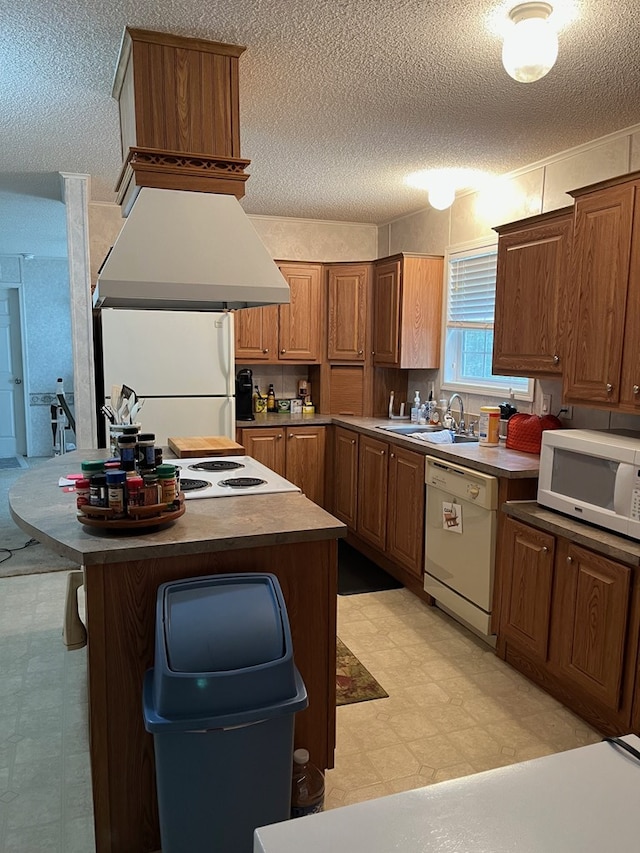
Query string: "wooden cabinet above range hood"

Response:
xmin=112 ymin=27 xmax=251 ymax=214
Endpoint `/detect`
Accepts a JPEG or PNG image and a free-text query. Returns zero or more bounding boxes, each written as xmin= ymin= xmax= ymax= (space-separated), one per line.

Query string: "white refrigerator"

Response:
xmin=97 ymin=309 xmax=236 ymax=445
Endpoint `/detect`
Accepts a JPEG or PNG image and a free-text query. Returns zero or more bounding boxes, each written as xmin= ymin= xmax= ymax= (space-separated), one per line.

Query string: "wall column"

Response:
xmin=60 ymin=173 xmax=97 ymax=450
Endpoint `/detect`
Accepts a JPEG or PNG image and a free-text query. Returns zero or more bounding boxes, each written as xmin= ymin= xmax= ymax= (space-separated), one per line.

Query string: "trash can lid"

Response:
xmin=163 ymin=576 xmax=285 ymax=673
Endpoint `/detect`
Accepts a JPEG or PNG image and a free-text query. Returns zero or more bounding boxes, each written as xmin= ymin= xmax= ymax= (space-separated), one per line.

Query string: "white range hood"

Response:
xmin=93 ymin=187 xmax=290 ymax=311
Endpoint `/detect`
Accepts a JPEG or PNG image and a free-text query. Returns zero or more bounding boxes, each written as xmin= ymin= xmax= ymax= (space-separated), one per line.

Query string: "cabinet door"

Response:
xmin=239 ymin=427 xmax=286 ymax=476
xmin=372 ymin=259 xmax=401 ymax=366
xmin=327 ymin=264 xmax=369 ymax=361
xmin=619 ymin=186 xmax=640 ymax=410
xmin=278 ymin=264 xmax=324 ymax=362
xmin=493 ymin=211 xmax=572 ymax=376
xmin=356 ymin=435 xmax=388 ymax=550
xmin=553 ymin=543 xmax=631 ymax=711
xmin=386 ymin=447 xmax=425 ymax=578
xmin=285 ymin=426 xmax=326 ymax=506
xmin=500 ymin=518 xmax=555 ymax=661
xmin=332 ymin=427 xmax=359 ymax=529
xmin=234 ymin=306 xmax=279 ymax=362
xmin=564 ymin=183 xmax=635 ymax=404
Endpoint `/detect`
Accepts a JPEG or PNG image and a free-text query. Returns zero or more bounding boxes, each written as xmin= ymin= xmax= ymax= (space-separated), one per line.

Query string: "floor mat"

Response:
xmin=0 ymin=458 xmax=21 ymax=470
xmin=336 ymin=637 xmax=388 ymax=705
xmin=338 ymin=540 xmax=403 ymax=596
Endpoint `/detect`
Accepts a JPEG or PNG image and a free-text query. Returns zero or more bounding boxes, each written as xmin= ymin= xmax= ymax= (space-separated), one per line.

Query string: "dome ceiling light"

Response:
xmin=502 ymin=2 xmax=559 ymax=83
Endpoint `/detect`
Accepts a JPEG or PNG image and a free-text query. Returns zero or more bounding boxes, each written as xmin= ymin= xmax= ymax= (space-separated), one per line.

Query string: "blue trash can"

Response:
xmin=142 ymin=573 xmax=308 ymax=853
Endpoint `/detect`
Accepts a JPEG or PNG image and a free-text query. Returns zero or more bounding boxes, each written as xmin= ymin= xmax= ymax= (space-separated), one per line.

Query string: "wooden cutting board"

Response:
xmin=167 ymin=436 xmax=245 ymax=458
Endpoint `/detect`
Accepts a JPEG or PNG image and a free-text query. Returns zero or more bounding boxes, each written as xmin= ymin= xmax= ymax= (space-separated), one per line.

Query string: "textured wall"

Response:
xmin=249 ymin=215 xmax=377 ymax=262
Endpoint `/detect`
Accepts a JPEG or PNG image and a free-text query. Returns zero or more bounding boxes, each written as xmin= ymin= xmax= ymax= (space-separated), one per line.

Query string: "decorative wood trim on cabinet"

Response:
xmin=327 ymin=263 xmax=371 ymax=361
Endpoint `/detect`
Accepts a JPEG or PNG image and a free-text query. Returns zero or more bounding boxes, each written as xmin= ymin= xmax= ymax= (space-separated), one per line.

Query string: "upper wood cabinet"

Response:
xmin=372 ymin=254 xmax=443 ymax=369
xmin=557 ymin=172 xmax=640 ymax=410
xmin=492 ymin=207 xmax=573 ymax=377
xmin=234 ymin=262 xmax=324 ymax=363
xmin=327 ymin=263 xmax=371 ymax=362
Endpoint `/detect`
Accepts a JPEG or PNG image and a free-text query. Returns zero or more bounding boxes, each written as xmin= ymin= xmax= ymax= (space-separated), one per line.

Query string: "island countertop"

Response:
xmin=9 ymin=450 xmax=346 ymax=566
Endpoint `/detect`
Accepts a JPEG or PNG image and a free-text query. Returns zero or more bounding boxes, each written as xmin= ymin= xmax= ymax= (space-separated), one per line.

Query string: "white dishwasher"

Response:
xmin=424 ymin=456 xmax=498 ymax=642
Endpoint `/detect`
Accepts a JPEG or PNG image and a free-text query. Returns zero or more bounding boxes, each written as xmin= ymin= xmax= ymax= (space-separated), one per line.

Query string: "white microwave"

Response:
xmin=537 ymin=429 xmax=640 ymax=541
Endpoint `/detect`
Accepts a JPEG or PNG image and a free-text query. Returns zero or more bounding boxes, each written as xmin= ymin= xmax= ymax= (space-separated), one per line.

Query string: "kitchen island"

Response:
xmin=9 ymin=451 xmax=346 ymax=853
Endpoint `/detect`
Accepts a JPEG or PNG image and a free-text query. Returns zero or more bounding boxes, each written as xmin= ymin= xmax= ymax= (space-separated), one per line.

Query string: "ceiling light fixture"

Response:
xmin=405 ymin=168 xmax=490 ymax=211
xmin=502 ymin=2 xmax=559 ymax=83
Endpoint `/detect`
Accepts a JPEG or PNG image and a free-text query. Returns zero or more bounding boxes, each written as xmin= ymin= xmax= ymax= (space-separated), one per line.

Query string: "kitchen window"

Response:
xmin=442 ymin=241 xmax=533 ymax=400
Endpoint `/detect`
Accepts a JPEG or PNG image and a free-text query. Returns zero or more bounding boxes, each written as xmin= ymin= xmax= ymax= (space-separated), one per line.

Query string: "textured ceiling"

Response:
xmin=2 ymin=0 xmax=640 ymax=257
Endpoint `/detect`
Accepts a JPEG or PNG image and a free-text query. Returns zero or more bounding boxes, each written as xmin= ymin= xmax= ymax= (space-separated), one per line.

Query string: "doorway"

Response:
xmin=0 ymin=287 xmax=27 ymax=458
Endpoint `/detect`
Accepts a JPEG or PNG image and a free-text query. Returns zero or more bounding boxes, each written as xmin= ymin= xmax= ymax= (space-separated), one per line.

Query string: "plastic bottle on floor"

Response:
xmin=291 ymin=748 xmax=325 ymax=817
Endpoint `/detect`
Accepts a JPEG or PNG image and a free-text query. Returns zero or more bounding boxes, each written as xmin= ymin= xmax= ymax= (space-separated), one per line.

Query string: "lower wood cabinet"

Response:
xmin=498 ymin=515 xmax=640 ymax=735
xmin=238 ymin=425 xmax=326 ymax=506
xmin=332 ymin=428 xmax=426 ymax=591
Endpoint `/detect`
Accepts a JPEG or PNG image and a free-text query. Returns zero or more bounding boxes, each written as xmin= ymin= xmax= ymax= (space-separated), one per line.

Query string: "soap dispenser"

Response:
xmin=410 ymin=390 xmax=421 ymax=423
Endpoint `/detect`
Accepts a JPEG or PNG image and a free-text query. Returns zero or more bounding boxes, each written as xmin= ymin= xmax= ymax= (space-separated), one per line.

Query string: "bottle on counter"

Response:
xmin=267 ymin=384 xmax=276 ymax=413
xmin=157 ymin=464 xmax=177 ymax=506
xmin=75 ymin=478 xmax=91 ymax=511
xmin=410 ymin=390 xmax=421 ymax=423
xmin=479 ymin=406 xmax=501 ymax=446
xmin=126 ymin=476 xmax=144 ymax=512
xmin=291 ymin=748 xmax=325 ymax=818
xmin=137 ymin=433 xmax=156 ymax=471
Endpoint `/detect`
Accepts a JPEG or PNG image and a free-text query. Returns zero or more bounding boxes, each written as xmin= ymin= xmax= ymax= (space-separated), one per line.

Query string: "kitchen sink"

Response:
xmin=376 ymin=424 xmax=479 ymax=443
xmin=376 ymin=424 xmax=442 ymax=435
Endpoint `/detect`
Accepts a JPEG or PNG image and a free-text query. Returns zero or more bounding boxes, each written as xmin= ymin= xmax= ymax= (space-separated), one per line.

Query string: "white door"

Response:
xmin=0 ymin=288 xmax=26 ymax=458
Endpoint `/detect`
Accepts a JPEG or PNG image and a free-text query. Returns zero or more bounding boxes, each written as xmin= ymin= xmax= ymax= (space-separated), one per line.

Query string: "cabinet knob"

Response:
xmin=567 ymin=556 xmax=573 ymax=564
xmin=277 ymin=433 xmax=283 ymax=439
xmin=541 ymin=546 xmax=548 ymax=553
xmin=390 ymin=452 xmax=395 ymax=458
xmin=380 ymin=450 xmax=385 ymax=456
xmin=280 ymin=349 xmax=286 ymax=354
xmin=262 ymin=348 xmax=269 ymax=354
xmin=634 ymin=385 xmax=640 ymax=395
xmin=358 ymin=349 xmax=363 ymax=355
xmin=553 ymin=354 xmax=560 ymax=365
xmin=351 ymin=439 xmax=356 ymax=445
xmin=606 ymin=383 xmax=613 ymax=393
xmin=288 ymin=433 xmax=293 ymax=439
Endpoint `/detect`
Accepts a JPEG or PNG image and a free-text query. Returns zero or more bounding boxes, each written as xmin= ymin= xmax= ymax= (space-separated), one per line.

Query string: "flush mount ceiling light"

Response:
xmin=502 ymin=2 xmax=559 ymax=83
xmin=405 ymin=168 xmax=490 ymax=211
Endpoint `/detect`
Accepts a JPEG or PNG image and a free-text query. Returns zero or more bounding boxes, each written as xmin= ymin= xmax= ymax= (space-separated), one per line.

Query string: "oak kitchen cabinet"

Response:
xmin=334 ymin=430 xmax=426 ymax=591
xmin=327 ymin=263 xmax=371 ymax=362
xmin=498 ymin=515 xmax=640 ymax=735
xmin=372 ymin=253 xmax=443 ymax=369
xmin=564 ymin=173 xmax=640 ymax=410
xmin=234 ymin=262 xmax=324 ymax=363
xmin=238 ymin=425 xmax=326 ymax=506
xmin=492 ymin=207 xmax=573 ymax=377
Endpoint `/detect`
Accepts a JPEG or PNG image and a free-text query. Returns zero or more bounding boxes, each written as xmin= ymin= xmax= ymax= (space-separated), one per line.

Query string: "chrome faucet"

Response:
xmin=447 ymin=393 xmax=465 ymax=434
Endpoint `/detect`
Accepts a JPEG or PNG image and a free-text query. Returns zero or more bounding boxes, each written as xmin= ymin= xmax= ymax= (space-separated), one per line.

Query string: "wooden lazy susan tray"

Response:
xmin=77 ymin=494 xmax=185 ymax=531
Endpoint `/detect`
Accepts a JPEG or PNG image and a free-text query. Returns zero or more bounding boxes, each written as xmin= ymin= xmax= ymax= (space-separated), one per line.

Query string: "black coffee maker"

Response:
xmin=235 ymin=368 xmax=255 ymax=421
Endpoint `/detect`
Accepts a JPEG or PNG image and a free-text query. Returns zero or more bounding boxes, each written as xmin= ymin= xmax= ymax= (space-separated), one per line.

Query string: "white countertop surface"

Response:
xmin=254 ymin=736 xmax=640 ymax=852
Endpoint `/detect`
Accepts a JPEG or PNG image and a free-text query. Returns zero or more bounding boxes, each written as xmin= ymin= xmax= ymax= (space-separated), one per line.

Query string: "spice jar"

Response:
xmin=137 ymin=433 xmax=156 ymax=472
xmin=126 ymin=476 xmax=144 ymax=512
xmin=89 ymin=473 xmax=108 ymax=508
xmin=117 ymin=435 xmax=137 ymax=472
xmin=81 ymin=459 xmax=104 ymax=478
xmin=157 ymin=464 xmax=177 ymax=505
xmin=75 ymin=478 xmax=90 ymax=510
xmin=143 ymin=473 xmax=160 ymax=506
xmin=106 ymin=470 xmax=127 ymax=519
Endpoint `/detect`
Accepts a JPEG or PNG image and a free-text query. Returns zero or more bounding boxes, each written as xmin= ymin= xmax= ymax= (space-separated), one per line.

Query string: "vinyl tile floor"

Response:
xmin=0 ymin=572 xmax=602 ymax=850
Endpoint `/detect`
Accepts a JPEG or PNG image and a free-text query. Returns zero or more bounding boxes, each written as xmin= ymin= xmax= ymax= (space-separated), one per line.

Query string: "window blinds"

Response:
xmin=447 ymin=251 xmax=498 ymax=328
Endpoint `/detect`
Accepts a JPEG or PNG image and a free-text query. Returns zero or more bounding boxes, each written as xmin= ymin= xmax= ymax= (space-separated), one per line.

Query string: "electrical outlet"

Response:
xmin=559 ymin=406 xmax=573 ymax=420
xmin=541 ymin=394 xmax=552 ymax=415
